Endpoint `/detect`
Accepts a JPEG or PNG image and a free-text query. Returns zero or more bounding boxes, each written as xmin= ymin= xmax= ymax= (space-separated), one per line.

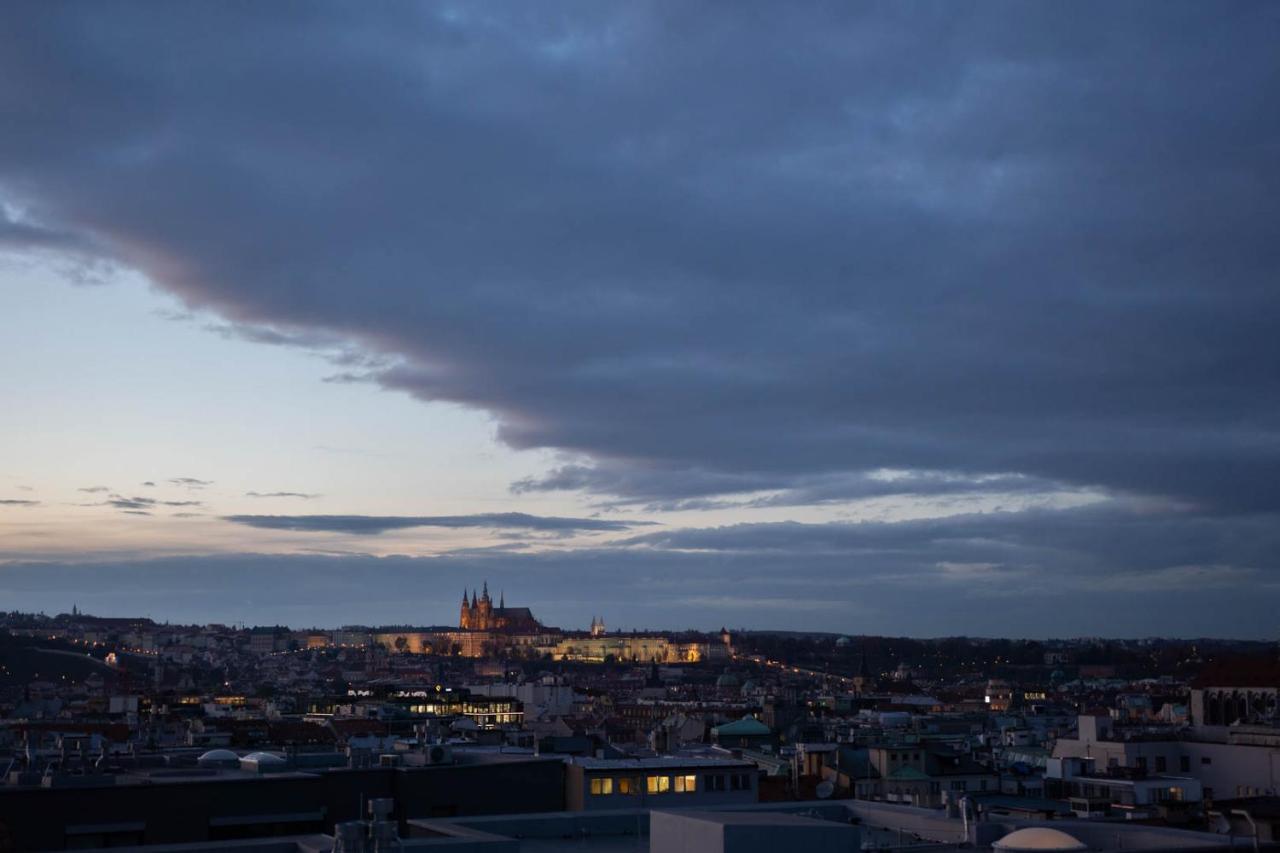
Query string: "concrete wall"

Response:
xmin=649 ymin=811 xmax=858 ymax=853
xmin=1053 ymin=732 xmax=1280 ymax=798
xmin=842 ymin=799 xmax=968 ymax=844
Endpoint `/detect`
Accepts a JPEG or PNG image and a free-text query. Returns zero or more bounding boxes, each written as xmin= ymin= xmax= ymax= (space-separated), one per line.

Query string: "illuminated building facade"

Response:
xmin=551 ymin=635 xmax=721 ymax=663
xmin=459 ymin=582 xmax=543 ymax=632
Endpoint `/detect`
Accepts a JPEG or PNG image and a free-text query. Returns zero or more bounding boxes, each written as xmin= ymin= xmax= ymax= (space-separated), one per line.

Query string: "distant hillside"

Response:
xmin=0 ymin=633 xmax=118 ymax=685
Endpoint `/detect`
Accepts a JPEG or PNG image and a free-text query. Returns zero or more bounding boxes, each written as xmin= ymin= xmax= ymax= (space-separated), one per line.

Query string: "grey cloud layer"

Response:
xmin=245 ymin=491 xmax=321 ymax=499
xmin=168 ymin=478 xmax=212 ymax=489
xmin=0 ymin=532 xmax=1273 ymax=637
xmin=103 ymin=494 xmax=203 ymax=511
xmin=1 ymin=3 xmax=1278 ymax=630
xmin=222 ymin=513 xmax=651 ymax=535
xmin=2 ymin=4 xmax=1277 ymax=510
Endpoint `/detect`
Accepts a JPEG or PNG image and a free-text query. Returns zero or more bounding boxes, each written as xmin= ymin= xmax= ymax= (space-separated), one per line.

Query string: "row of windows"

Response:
xmin=588 ymin=772 xmax=752 ymax=796
xmin=1132 ymin=755 xmax=1200 ymax=773
xmin=1236 ymin=785 xmax=1278 ymax=797
xmin=706 ymin=773 xmax=753 ymax=791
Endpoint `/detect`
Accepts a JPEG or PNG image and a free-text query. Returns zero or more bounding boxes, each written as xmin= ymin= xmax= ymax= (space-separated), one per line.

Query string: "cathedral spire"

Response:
xmin=500 ymin=590 xmax=504 ymax=609
xmin=482 ymin=580 xmax=489 ymax=601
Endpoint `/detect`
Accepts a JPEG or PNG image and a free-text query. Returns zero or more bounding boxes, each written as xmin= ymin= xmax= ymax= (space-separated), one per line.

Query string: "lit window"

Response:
xmin=675 ymin=774 xmax=697 ymax=793
xmin=590 ymin=777 xmax=613 ymax=795
xmin=647 ymin=775 xmax=670 ymax=794
xmin=618 ymin=777 xmax=633 ymax=795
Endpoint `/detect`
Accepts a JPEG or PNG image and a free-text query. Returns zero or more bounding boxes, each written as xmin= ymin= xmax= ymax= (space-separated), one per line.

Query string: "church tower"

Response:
xmin=476 ymin=581 xmax=493 ymax=628
xmin=852 ymin=652 xmax=871 ymax=696
xmin=459 ymin=590 xmax=472 ymax=629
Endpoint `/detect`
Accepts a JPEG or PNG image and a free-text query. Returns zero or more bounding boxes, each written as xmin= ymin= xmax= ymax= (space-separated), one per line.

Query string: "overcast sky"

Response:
xmin=1 ymin=3 xmax=1278 ymax=636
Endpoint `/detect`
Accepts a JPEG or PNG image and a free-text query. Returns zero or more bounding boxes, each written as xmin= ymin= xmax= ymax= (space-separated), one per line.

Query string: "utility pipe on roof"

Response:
xmin=1230 ymin=809 xmax=1260 ymax=853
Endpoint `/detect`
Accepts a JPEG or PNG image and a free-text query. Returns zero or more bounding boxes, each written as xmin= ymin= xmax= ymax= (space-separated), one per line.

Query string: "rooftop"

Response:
xmin=572 ymin=756 xmax=755 ymax=771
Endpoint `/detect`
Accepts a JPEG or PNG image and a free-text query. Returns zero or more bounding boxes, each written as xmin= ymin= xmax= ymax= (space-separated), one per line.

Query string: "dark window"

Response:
xmin=1135 ymin=757 xmax=1147 ymax=771
xmin=1155 ymin=756 xmax=1166 ymax=772
xmin=1180 ymin=756 xmax=1190 ymax=772
xmin=1201 ymin=757 xmax=1212 ymax=765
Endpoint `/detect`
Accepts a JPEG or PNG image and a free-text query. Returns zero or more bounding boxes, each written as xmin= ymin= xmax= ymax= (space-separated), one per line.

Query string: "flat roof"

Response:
xmin=572 ymin=756 xmax=755 ymax=771
xmin=652 ymin=809 xmax=848 ymax=827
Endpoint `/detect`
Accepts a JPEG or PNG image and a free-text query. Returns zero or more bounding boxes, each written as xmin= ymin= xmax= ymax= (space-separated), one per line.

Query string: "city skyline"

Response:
xmin=2 ymin=4 xmax=1279 ymax=637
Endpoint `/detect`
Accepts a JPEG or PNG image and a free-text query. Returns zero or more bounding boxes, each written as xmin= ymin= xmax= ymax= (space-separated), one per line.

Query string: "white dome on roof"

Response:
xmin=993 ymin=828 xmax=1087 ymax=853
xmin=197 ymin=749 xmax=240 ymax=767
xmin=242 ymin=751 xmax=286 ymax=765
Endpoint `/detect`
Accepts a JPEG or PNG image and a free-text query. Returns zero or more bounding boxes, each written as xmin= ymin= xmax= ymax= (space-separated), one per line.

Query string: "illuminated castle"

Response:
xmin=459 ymin=582 xmax=542 ymax=632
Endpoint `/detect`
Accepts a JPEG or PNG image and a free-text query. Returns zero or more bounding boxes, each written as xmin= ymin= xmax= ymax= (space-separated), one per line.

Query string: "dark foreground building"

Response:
xmin=0 ymin=753 xmax=563 ymax=850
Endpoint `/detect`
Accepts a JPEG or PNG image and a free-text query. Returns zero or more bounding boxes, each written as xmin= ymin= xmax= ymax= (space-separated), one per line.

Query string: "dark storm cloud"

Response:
xmin=2 ymin=3 xmax=1277 ymax=512
xmin=0 ymin=206 xmax=94 ymax=253
xmin=245 ymin=491 xmax=321 ymax=499
xmin=1 ymin=3 xmax=1279 ymax=629
xmin=222 ymin=513 xmax=651 ymax=535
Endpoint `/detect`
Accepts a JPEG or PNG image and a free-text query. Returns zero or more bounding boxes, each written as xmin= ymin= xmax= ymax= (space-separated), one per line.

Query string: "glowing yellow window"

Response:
xmin=589 ymin=777 xmax=614 ymax=795
xmin=618 ymin=777 xmax=634 ymax=795
xmin=647 ymin=775 xmax=670 ymax=793
xmin=674 ymin=774 xmax=697 ymax=793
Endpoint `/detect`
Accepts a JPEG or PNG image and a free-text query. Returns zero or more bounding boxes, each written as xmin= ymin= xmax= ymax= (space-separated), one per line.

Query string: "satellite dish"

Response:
xmin=816 ymin=780 xmax=835 ymax=799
